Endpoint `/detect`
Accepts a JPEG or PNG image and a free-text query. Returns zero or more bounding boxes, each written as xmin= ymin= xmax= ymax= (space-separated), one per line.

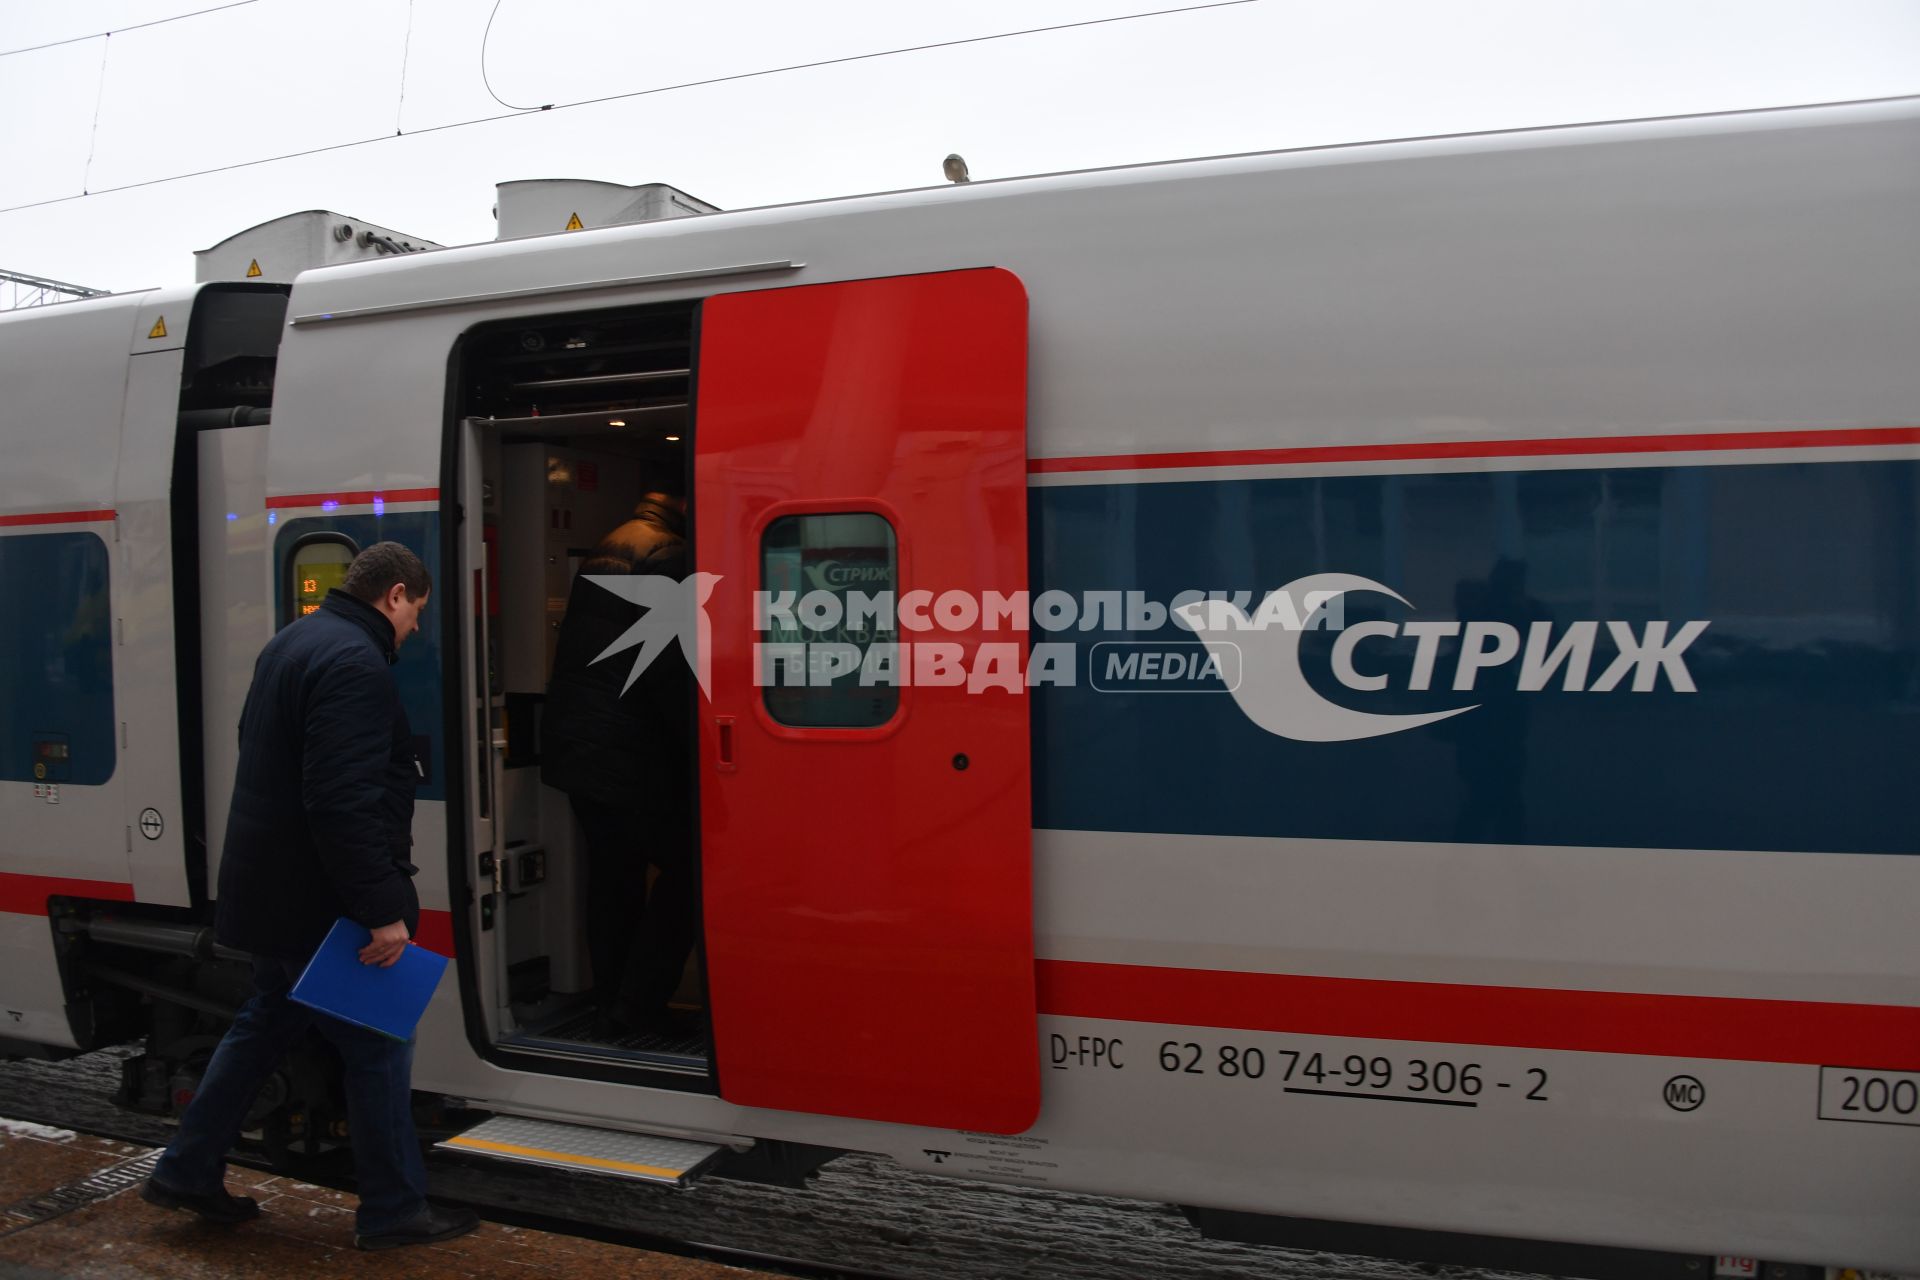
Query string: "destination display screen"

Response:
xmin=296 ymin=559 xmax=348 ymax=616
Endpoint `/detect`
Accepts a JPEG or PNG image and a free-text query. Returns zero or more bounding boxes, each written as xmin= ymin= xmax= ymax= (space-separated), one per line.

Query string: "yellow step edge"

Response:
xmin=444 ymin=1134 xmax=686 ymax=1180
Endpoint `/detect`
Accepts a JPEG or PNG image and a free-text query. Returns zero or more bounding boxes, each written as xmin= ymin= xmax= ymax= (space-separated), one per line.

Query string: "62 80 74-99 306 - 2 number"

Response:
xmin=1045 ymin=1032 xmax=1556 ymax=1107
xmin=1155 ymin=1041 xmax=1552 ymax=1105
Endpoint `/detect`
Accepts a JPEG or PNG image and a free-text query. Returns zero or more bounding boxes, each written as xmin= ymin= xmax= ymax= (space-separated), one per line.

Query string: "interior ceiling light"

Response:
xmin=664 ymin=435 xmax=681 ymax=442
xmin=608 ymin=419 xmax=626 ymax=427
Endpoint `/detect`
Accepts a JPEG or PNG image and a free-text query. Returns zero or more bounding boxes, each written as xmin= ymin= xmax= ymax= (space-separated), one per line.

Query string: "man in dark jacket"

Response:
xmin=543 ymin=487 xmax=696 ymax=1032
xmin=144 ymin=542 xmax=477 ymax=1250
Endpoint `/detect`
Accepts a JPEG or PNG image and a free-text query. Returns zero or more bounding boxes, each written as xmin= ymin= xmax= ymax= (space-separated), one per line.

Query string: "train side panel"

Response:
xmin=255 ymin=98 xmax=1920 ymax=1267
xmin=0 ymin=284 xmax=281 ymax=1044
xmin=195 ymin=425 xmax=272 ymax=899
xmin=117 ymin=295 xmax=194 ymax=908
xmin=0 ymin=294 xmax=150 ymax=1045
xmin=1 ymin=96 xmax=1911 ymax=1268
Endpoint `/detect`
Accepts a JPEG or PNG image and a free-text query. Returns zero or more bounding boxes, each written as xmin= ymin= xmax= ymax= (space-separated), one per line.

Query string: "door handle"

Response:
xmin=715 ymin=716 xmax=737 ymax=773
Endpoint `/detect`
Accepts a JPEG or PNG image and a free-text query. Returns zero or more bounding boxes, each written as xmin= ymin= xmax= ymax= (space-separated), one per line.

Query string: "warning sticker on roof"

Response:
xmin=564 ymin=212 xmax=584 ymax=231
xmin=246 ymin=258 xmax=263 ymax=278
xmin=148 ymin=317 xmax=167 ymax=339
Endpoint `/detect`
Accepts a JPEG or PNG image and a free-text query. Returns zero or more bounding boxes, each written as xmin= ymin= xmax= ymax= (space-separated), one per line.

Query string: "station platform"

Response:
xmin=0 ymin=1117 xmax=773 ymax=1279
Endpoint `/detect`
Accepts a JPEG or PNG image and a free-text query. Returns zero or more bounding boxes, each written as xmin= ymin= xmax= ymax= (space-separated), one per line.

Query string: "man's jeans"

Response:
xmin=153 ymin=955 xmax=428 ymax=1233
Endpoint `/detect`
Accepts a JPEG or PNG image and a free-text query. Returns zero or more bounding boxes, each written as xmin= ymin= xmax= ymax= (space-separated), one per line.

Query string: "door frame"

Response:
xmin=438 ymin=324 xmax=719 ymax=1093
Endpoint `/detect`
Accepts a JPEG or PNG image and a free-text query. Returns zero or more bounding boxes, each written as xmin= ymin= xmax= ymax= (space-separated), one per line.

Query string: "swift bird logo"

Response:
xmin=1174 ymin=572 xmax=1475 ymax=743
xmin=584 ymin=572 xmax=723 ymax=698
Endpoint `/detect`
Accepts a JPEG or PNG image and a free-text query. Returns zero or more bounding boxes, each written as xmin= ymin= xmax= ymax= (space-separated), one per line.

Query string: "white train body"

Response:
xmin=3 ymin=97 xmax=1918 ymax=1272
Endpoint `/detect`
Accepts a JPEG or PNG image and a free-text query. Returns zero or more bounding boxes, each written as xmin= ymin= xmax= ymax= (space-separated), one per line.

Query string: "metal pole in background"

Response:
xmin=0 ymin=269 xmax=108 ymax=310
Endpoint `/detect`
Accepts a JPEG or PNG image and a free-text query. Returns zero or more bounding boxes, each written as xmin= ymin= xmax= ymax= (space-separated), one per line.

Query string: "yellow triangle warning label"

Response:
xmin=564 ymin=212 xmax=584 ymax=231
xmin=245 ymin=258 xmax=263 ymax=278
xmin=148 ymin=317 xmax=167 ymax=339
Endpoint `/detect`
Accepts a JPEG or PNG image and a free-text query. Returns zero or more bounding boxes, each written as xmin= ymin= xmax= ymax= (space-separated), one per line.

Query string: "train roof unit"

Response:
xmin=195 ymin=211 xmax=442 ymax=284
xmin=492 ymin=179 xmax=718 ymax=240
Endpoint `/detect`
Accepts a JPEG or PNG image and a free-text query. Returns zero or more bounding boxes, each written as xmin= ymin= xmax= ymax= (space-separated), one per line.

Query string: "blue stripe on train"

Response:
xmin=1029 ymin=460 xmax=1920 ymax=854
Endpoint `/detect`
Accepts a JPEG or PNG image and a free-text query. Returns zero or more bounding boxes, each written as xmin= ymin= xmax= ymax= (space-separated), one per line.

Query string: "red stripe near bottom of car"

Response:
xmin=0 ymin=873 xmax=136 ymax=916
xmin=1036 ymin=959 xmax=1920 ymax=1071
xmin=1 ymin=887 xmax=455 ymax=961
xmin=184 ymin=918 xmax=1914 ymax=1070
xmin=413 ymin=908 xmax=455 ymax=957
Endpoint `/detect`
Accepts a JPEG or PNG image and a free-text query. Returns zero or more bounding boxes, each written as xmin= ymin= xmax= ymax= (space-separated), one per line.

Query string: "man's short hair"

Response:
xmin=343 ymin=541 xmax=432 ymax=604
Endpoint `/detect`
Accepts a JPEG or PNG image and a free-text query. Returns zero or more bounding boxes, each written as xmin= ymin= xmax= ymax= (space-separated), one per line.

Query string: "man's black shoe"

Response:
xmin=140 ymin=1177 xmax=261 ymax=1224
xmin=355 ymin=1204 xmax=481 ymax=1251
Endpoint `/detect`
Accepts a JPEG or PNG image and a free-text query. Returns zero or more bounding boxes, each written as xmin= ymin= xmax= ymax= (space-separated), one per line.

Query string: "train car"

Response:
xmin=3 ymin=95 xmax=1918 ymax=1275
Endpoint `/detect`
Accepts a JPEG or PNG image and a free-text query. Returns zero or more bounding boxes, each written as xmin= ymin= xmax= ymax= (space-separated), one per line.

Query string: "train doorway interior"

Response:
xmin=452 ymin=299 xmax=710 ymax=1081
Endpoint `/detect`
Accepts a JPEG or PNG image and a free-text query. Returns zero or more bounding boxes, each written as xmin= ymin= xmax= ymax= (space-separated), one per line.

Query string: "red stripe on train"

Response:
xmin=265 ymin=488 xmax=440 ymax=510
xmin=0 ymin=873 xmax=135 ymax=916
xmin=0 ymin=891 xmax=453 ymax=959
xmin=413 ymin=908 xmax=454 ymax=958
xmin=0 ymin=509 xmax=117 ymax=528
xmin=1037 ymin=959 xmax=1920 ymax=1071
xmin=1029 ymin=424 xmax=1920 ymax=475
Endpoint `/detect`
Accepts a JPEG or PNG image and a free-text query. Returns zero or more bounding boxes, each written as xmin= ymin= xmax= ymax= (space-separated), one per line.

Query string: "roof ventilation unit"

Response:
xmin=194 ymin=211 xmax=442 ymax=283
xmin=492 ymin=180 xmax=719 ymax=241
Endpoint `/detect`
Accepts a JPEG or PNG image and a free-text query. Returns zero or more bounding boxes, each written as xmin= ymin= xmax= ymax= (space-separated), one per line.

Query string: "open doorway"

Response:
xmin=455 ymin=299 xmax=706 ymax=1076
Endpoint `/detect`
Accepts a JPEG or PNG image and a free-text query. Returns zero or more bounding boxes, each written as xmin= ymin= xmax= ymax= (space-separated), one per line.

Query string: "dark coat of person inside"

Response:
xmin=541 ymin=482 xmax=698 ymax=1035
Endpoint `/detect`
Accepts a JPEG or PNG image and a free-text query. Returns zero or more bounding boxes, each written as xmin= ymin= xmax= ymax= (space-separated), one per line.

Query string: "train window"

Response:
xmin=287 ymin=533 xmax=358 ymax=623
xmin=760 ymin=512 xmax=899 ymax=728
xmin=0 ymin=531 xmax=115 ymax=785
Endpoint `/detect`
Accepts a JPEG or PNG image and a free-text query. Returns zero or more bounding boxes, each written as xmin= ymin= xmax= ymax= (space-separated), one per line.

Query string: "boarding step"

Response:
xmin=437 ymin=1115 xmax=723 ymax=1186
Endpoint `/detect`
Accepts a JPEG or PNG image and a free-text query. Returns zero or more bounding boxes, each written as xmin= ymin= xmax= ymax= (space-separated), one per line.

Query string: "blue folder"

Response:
xmin=290 ymin=918 xmax=449 ymax=1042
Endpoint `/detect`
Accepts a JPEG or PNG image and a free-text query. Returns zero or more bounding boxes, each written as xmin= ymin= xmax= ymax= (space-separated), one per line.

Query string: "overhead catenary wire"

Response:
xmin=480 ymin=0 xmax=1253 ymax=113
xmin=0 ymin=0 xmax=261 ymax=59
xmin=395 ymin=0 xmax=416 ymax=135
xmin=0 ymin=0 xmax=1258 ymax=217
xmin=81 ymin=33 xmax=112 ymax=194
xmin=480 ymin=0 xmax=524 ymax=111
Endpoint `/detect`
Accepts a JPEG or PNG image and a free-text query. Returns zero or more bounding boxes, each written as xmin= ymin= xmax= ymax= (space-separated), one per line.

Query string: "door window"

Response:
xmin=760 ymin=512 xmax=898 ymax=728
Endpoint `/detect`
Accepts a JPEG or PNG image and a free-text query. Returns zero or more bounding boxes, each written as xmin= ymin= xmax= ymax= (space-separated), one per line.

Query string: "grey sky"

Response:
xmin=2 ymin=0 xmax=1916 ymax=293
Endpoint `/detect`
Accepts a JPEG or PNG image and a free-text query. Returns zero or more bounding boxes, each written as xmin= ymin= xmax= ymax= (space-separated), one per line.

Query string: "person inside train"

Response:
xmin=541 ymin=471 xmax=698 ymax=1037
